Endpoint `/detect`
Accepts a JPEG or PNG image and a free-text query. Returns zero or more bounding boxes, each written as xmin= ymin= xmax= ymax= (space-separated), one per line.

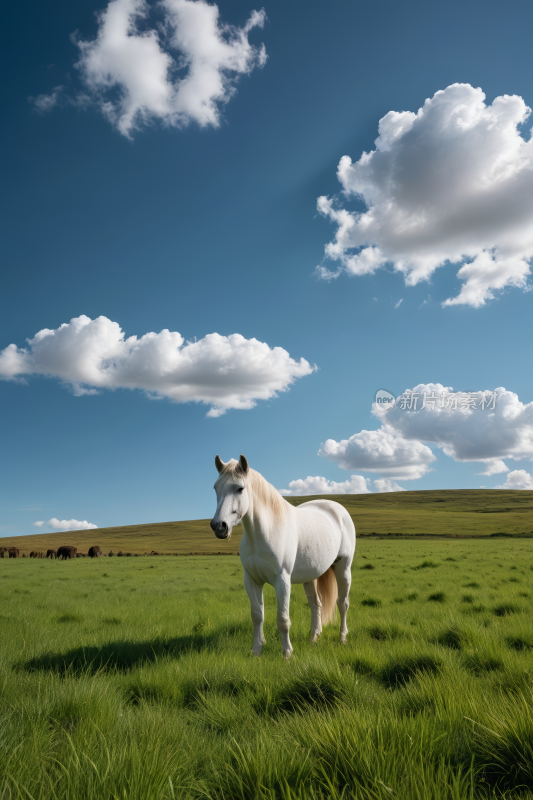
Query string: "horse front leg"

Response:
xmin=274 ymin=573 xmax=293 ymax=659
xmin=243 ymin=570 xmax=266 ymax=656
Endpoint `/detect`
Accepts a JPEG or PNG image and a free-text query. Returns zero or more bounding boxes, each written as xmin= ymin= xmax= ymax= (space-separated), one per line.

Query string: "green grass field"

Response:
xmin=1 ymin=537 xmax=533 ymax=799
xmin=2 ymin=489 xmax=533 ymax=556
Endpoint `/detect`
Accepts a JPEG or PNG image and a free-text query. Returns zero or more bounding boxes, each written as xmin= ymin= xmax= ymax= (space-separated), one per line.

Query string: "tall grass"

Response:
xmin=0 ymin=539 xmax=532 ymax=799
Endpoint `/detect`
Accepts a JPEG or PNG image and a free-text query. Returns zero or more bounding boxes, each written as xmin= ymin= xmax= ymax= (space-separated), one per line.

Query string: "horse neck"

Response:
xmin=241 ymin=473 xmax=290 ymax=541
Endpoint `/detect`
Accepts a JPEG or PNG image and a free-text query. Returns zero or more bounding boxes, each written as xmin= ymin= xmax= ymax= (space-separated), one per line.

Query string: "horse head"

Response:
xmin=210 ymin=454 xmax=250 ymax=539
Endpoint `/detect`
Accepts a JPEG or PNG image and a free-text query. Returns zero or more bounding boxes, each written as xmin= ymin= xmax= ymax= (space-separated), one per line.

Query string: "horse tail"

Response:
xmin=317 ymin=567 xmax=338 ymax=625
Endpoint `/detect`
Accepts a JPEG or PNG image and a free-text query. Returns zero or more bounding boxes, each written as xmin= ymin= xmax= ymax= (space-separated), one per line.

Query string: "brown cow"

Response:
xmin=46 ymin=549 xmax=57 ymax=559
xmin=8 ymin=547 xmax=20 ymax=558
xmin=88 ymin=546 xmax=102 ymax=558
xmin=0 ymin=547 xmax=7 ymax=558
xmin=57 ymin=546 xmax=77 ymax=560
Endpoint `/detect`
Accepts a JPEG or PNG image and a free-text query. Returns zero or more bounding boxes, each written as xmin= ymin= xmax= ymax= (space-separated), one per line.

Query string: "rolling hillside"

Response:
xmin=1 ymin=489 xmax=532 ymax=555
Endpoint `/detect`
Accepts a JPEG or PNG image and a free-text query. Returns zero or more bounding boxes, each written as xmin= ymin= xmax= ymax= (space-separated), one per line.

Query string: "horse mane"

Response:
xmin=248 ymin=468 xmax=289 ymax=523
xmin=217 ymin=460 xmax=289 ymax=523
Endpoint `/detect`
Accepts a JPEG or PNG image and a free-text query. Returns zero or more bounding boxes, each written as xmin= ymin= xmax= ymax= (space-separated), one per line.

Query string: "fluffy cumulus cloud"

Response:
xmin=280 ymin=475 xmax=406 ymax=495
xmin=374 ymin=384 xmax=533 ymax=475
xmin=319 ymin=427 xmax=436 ymax=480
xmin=36 ymin=0 xmax=266 ymax=137
xmin=0 ymin=315 xmax=314 ymax=417
xmin=33 ymin=518 xmax=98 ymax=531
xmin=317 ymin=83 xmax=533 ymax=307
xmin=495 ymin=470 xmax=533 ymax=490
xmin=280 ymin=475 xmax=371 ymax=496
xmin=374 ymin=478 xmax=405 ymax=493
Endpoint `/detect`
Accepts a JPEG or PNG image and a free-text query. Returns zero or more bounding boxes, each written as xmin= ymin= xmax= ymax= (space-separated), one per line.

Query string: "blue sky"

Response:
xmin=2 ymin=0 xmax=533 ymax=536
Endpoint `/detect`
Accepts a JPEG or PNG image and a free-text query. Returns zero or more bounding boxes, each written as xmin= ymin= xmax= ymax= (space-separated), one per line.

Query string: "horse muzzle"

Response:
xmin=210 ymin=519 xmax=231 ymax=539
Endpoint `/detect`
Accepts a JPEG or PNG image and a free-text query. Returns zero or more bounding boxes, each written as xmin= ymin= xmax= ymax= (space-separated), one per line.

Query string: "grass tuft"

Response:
xmin=53 ymin=612 xmax=84 ymax=623
xmin=505 ymin=635 xmax=533 ymax=651
xmin=380 ymin=654 xmax=443 ymax=688
xmin=437 ymin=624 xmax=475 ymax=650
xmin=276 ymin=675 xmax=343 ymax=714
xmin=463 ymin=651 xmax=503 ymax=674
xmin=368 ymin=623 xmax=403 ymax=641
xmin=349 ymin=657 xmax=376 ymax=676
xmin=493 ymin=603 xmax=519 ymax=617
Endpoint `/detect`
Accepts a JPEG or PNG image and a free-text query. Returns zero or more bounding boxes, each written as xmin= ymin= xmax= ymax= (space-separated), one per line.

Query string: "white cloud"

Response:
xmin=317 ymin=83 xmax=533 ymax=307
xmin=279 ymin=475 xmax=406 ymax=496
xmin=373 ymin=478 xmax=405 ymax=493
xmin=280 ymin=475 xmax=371 ymax=496
xmin=70 ymin=0 xmax=266 ymax=137
xmin=374 ymin=384 xmax=533 ymax=473
xmin=32 ymin=86 xmax=64 ymax=112
xmin=495 ymin=469 xmax=533 ymax=490
xmin=477 ymin=460 xmax=509 ymax=476
xmin=33 ymin=518 xmax=98 ymax=531
xmin=394 ymin=299 xmax=403 ymax=309
xmin=0 ymin=315 xmax=314 ymax=417
xmin=319 ymin=427 xmax=436 ymax=480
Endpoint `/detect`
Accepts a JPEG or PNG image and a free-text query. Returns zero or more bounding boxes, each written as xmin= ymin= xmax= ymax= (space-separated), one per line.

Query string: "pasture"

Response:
xmin=1 ymin=538 xmax=532 ymax=799
xmin=1 ymin=489 xmax=533 ymax=557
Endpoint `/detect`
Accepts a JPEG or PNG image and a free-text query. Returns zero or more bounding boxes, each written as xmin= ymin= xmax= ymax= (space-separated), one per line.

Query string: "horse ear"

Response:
xmin=215 ymin=455 xmax=226 ymax=474
xmin=239 ymin=454 xmax=249 ymax=475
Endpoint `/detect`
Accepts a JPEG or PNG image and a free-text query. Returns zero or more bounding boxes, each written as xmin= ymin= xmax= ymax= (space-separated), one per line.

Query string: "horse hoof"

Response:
xmin=283 ymin=650 xmax=292 ymax=660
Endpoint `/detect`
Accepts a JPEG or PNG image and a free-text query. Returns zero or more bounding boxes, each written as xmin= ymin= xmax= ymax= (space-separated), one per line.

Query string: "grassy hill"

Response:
xmin=1 ymin=489 xmax=532 ymax=555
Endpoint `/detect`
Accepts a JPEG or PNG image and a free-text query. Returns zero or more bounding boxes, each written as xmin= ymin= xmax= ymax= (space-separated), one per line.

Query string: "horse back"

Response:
xmin=294 ymin=499 xmax=356 ymax=566
xmin=297 ymin=499 xmax=354 ymax=536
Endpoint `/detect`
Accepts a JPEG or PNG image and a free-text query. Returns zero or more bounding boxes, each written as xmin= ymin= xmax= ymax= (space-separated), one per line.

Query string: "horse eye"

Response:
xmin=237 ymin=487 xmax=244 ymax=493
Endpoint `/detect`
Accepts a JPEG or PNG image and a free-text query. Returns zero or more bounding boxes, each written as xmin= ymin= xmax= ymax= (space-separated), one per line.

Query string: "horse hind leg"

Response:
xmin=303 ymin=580 xmax=322 ymax=643
xmin=333 ymin=559 xmax=352 ymax=644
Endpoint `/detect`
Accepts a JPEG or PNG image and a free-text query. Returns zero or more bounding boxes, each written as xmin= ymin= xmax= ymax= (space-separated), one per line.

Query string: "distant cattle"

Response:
xmin=8 ymin=547 xmax=20 ymax=558
xmin=0 ymin=547 xmax=7 ymax=558
xmin=46 ymin=549 xmax=57 ymax=559
xmin=88 ymin=546 xmax=102 ymax=558
xmin=57 ymin=546 xmax=77 ymax=560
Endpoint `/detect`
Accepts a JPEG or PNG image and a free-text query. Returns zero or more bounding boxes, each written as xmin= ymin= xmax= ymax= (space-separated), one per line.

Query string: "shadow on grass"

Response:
xmin=19 ymin=627 xmax=248 ymax=675
xmin=380 ymin=654 xmax=442 ymax=689
xmin=276 ymin=677 xmax=343 ymax=714
xmin=254 ymin=670 xmax=345 ymax=717
xmin=493 ymin=603 xmax=520 ymax=617
xmin=506 ymin=635 xmax=533 ymax=651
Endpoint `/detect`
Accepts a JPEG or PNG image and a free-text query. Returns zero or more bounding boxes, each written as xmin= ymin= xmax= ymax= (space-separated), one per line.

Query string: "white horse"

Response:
xmin=210 ymin=454 xmax=356 ymax=659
